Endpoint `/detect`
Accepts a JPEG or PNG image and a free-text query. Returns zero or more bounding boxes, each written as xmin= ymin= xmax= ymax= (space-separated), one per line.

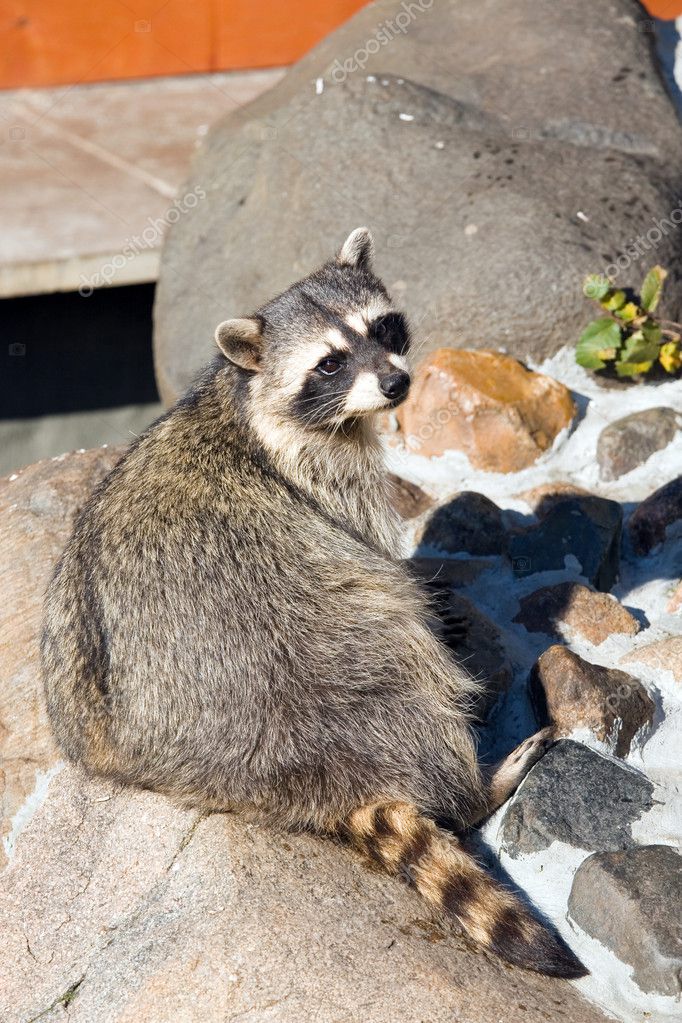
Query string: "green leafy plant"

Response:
xmin=577 ymin=266 xmax=682 ymax=378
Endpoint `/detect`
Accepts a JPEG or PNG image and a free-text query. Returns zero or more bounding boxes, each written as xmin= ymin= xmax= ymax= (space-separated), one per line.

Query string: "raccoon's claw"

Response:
xmin=424 ymin=582 xmax=471 ymax=648
xmin=440 ymin=614 xmax=469 ymax=646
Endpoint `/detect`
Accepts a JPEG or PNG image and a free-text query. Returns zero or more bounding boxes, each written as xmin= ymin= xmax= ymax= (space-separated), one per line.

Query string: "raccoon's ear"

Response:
xmin=214 ymin=317 xmax=263 ymax=371
xmin=337 ymin=227 xmax=374 ymax=271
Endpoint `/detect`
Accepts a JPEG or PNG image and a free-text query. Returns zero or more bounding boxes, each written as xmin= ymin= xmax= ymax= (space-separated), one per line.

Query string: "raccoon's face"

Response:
xmin=285 ymin=299 xmax=411 ymax=429
xmin=214 ymin=228 xmax=412 ymax=432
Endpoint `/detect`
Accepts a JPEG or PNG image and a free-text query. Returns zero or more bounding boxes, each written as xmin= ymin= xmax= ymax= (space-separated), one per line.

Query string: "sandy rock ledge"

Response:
xmin=0 ymin=767 xmax=612 ymax=1023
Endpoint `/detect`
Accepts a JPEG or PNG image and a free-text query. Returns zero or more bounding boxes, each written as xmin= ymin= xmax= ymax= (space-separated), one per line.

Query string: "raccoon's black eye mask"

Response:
xmin=370 ymin=313 xmax=410 ymax=356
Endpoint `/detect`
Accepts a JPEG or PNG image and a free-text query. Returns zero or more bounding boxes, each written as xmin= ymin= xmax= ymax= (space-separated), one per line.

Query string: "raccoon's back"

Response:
xmin=39 ymin=402 xmax=442 ymax=796
xmin=39 ymin=430 xmax=346 ymax=768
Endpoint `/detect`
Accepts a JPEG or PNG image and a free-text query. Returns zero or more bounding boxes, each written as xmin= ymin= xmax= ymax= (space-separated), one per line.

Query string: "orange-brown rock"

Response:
xmin=513 ymin=583 xmax=640 ymax=646
xmin=395 ymin=350 xmax=576 ymax=470
xmin=621 ymin=636 xmax=682 ymax=683
xmin=530 ymin=646 xmax=654 ymax=757
xmin=0 ymin=447 xmax=121 ymax=868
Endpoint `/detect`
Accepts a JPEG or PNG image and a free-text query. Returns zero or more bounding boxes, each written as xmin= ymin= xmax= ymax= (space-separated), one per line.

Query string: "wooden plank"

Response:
xmin=0 ymin=70 xmax=284 ymax=297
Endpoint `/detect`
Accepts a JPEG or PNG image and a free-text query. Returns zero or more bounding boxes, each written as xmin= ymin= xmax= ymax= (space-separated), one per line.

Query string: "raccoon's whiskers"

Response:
xmin=298 ymin=388 xmax=348 ymax=407
xmin=408 ymin=334 xmax=430 ymax=359
xmin=307 ymin=395 xmax=348 ymax=423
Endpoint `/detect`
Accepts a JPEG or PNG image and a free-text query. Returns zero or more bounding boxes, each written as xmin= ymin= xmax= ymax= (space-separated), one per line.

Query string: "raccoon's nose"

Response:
xmin=379 ymin=371 xmax=411 ymax=401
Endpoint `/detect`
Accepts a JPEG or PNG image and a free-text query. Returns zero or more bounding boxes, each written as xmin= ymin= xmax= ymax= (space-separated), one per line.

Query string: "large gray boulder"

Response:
xmin=154 ymin=0 xmax=682 ymax=404
xmin=568 ymin=845 xmax=682 ymax=997
xmin=500 ymin=740 xmax=655 ymax=857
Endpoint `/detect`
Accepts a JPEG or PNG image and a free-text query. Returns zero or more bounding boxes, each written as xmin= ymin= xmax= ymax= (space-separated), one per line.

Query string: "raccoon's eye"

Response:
xmin=317 ymin=356 xmax=343 ymax=376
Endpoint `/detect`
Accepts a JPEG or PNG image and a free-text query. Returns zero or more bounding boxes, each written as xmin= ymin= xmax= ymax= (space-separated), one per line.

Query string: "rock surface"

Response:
xmin=529 ymin=646 xmax=654 ymax=757
xmin=416 ymin=490 xmax=507 ymax=555
xmin=509 ymin=496 xmax=622 ymax=591
xmin=568 ymin=845 xmax=682 ymax=997
xmin=500 ymin=740 xmax=654 ymax=857
xmin=621 ymin=635 xmax=682 ymax=683
xmin=0 ymin=448 xmax=121 ymax=868
xmin=153 ymin=0 xmax=682 ymax=404
xmin=0 ymin=767 xmax=613 ymax=1023
xmin=410 ymin=556 xmax=489 ymax=589
xmin=392 ymin=350 xmax=576 ymax=469
xmin=513 ymin=582 xmax=640 ymax=646
xmin=386 ymin=472 xmax=434 ymax=519
xmin=516 ymin=482 xmax=593 ymax=517
xmin=597 ymin=407 xmax=679 ymax=481
xmin=628 ymin=475 xmax=682 ymax=555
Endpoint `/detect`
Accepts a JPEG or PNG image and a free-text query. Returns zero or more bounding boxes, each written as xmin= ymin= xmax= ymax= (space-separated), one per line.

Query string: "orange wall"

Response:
xmin=641 ymin=1 xmax=682 ymax=17
xmin=0 ymin=1 xmax=369 ymax=89
xmin=216 ymin=0 xmax=367 ymax=69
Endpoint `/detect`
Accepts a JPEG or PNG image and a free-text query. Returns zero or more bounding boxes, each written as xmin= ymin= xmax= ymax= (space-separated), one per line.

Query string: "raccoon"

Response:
xmin=42 ymin=228 xmax=586 ymax=979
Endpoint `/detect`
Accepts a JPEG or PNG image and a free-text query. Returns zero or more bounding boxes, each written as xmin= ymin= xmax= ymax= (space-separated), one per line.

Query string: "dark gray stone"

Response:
xmin=597 ymin=407 xmax=679 ymax=482
xmin=509 ymin=496 xmax=622 ymax=591
xmin=153 ymin=0 xmax=682 ymax=404
xmin=568 ymin=845 xmax=682 ymax=997
xmin=416 ymin=491 xmax=507 ymax=556
xmin=500 ymin=740 xmax=654 ymax=857
xmin=628 ymin=475 xmax=682 ymax=555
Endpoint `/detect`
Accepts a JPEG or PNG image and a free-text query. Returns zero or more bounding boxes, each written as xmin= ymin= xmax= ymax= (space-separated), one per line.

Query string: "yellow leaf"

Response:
xmin=616 ymin=302 xmax=639 ymax=322
xmin=601 ymin=290 xmax=626 ymax=311
xmin=659 ymin=341 xmax=682 ymax=374
xmin=615 ymin=360 xmax=653 ymax=377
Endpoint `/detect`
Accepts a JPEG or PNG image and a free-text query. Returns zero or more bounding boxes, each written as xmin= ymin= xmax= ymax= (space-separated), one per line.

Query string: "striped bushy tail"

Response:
xmin=342 ymin=800 xmax=587 ymax=979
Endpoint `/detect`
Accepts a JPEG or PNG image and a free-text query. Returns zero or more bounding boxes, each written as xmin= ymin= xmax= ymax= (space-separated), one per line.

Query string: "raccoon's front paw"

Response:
xmin=508 ymin=726 xmax=556 ymax=772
